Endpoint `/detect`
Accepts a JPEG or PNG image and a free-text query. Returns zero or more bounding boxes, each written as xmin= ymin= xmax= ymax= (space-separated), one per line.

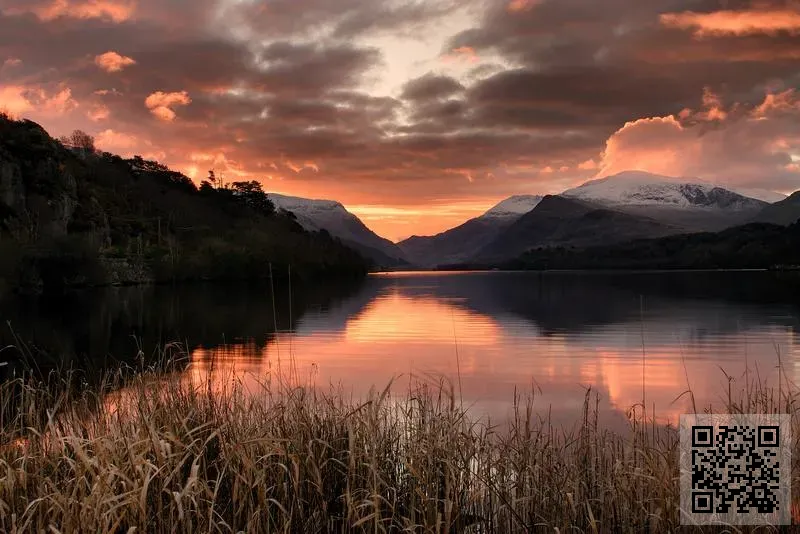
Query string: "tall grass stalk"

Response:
xmin=0 ymin=356 xmax=799 ymax=532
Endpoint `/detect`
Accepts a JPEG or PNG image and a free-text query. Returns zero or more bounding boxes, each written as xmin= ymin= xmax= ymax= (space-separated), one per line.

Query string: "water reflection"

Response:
xmin=3 ymin=271 xmax=800 ymax=430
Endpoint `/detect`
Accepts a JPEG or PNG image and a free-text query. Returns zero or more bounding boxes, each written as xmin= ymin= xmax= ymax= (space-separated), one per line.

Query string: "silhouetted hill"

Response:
xmin=504 ymin=222 xmax=800 ymax=270
xmin=473 ymin=195 xmax=676 ymax=263
xmin=0 ymin=116 xmax=368 ymax=293
xmin=398 ymin=195 xmax=542 ymax=267
xmin=752 ymin=191 xmax=800 ymax=226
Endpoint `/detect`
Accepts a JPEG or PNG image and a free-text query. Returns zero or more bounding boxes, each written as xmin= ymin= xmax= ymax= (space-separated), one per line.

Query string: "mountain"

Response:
xmin=472 ymin=195 xmax=677 ymax=263
xmin=267 ymin=193 xmax=408 ymax=268
xmin=398 ymin=195 xmax=543 ymax=267
xmin=506 ymin=222 xmax=800 ymax=271
xmin=561 ymin=171 xmax=769 ymax=232
xmin=752 ymin=191 xmax=800 ymax=226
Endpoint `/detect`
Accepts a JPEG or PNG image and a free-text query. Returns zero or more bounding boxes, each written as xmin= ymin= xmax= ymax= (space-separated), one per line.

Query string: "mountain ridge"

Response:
xmin=267 ymin=193 xmax=408 ymax=268
xmin=398 ymin=195 xmax=543 ymax=267
xmin=472 ymin=195 xmax=678 ymax=263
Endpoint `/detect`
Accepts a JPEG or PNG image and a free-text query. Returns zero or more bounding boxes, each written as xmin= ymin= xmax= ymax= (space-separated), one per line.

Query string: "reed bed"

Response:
xmin=0 ymin=357 xmax=799 ymax=533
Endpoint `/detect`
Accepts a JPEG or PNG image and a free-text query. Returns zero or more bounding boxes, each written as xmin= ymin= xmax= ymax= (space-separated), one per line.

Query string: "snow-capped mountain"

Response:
xmin=267 ymin=193 xmax=407 ymax=268
xmin=483 ymin=195 xmax=544 ymax=219
xmin=474 ymin=195 xmax=678 ymax=263
xmin=562 ymin=171 xmax=767 ymax=209
xmin=561 ymin=171 xmax=770 ymax=232
xmin=398 ymin=195 xmax=543 ymax=267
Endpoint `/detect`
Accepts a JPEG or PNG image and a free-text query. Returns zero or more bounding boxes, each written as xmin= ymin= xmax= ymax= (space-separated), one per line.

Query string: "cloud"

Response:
xmin=660 ymin=8 xmax=800 ymax=37
xmin=0 ymin=86 xmax=33 ymax=117
xmin=144 ymin=91 xmax=191 ymax=121
xmin=95 ymin=128 xmax=139 ymax=153
xmin=401 ymin=73 xmax=465 ymax=101
xmin=94 ymin=51 xmax=136 ymax=72
xmin=506 ymin=0 xmax=538 ymax=13
xmin=4 ymin=0 xmax=136 ymax=23
xmin=598 ymin=90 xmax=800 ymax=191
xmin=0 ymin=85 xmax=78 ymax=117
xmin=215 ymin=0 xmax=469 ymax=41
xmin=4 ymin=0 xmax=800 ymax=239
xmin=87 ymin=104 xmax=110 ymax=121
xmin=2 ymin=58 xmax=23 ymax=69
xmin=441 ymin=46 xmax=479 ymax=64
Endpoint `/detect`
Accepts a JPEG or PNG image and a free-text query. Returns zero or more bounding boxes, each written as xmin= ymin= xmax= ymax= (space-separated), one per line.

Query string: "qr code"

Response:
xmin=680 ymin=414 xmax=791 ymax=526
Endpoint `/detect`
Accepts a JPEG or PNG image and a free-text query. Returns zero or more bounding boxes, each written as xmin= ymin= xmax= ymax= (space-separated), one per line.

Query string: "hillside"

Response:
xmin=752 ymin=191 xmax=800 ymax=226
xmin=473 ymin=195 xmax=677 ymax=263
xmin=0 ymin=116 xmax=369 ymax=293
xmin=267 ymin=193 xmax=408 ymax=268
xmin=398 ymin=195 xmax=542 ymax=267
xmin=504 ymin=222 xmax=800 ymax=271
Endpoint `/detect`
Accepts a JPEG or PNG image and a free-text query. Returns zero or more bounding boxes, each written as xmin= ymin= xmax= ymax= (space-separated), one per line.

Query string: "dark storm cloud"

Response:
xmin=1 ymin=0 xmax=799 ymax=235
xmin=400 ymin=73 xmax=465 ymax=101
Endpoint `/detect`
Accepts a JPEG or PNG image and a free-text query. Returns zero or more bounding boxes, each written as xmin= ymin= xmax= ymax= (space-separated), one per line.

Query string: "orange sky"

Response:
xmin=2 ymin=0 xmax=800 ymax=241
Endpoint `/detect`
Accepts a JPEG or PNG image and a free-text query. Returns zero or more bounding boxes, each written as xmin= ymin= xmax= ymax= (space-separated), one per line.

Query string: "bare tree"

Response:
xmin=59 ymin=129 xmax=96 ymax=155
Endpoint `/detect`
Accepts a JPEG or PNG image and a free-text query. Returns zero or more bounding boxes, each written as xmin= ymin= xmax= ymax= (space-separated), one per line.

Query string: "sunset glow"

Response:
xmin=2 ymin=0 xmax=799 ymax=240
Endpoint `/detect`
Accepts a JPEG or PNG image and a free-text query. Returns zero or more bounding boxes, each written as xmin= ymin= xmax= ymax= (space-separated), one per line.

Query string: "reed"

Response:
xmin=0 ymin=354 xmax=798 ymax=533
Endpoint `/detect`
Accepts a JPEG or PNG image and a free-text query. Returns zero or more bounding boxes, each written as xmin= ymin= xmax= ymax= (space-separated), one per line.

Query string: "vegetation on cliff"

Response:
xmin=0 ymin=115 xmax=369 ymax=292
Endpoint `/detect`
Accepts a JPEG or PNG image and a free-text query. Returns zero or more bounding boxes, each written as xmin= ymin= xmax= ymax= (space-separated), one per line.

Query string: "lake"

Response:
xmin=2 ymin=270 xmax=800 ymax=430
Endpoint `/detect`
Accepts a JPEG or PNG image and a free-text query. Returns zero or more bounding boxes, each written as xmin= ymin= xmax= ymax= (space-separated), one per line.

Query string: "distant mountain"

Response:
xmin=563 ymin=171 xmax=774 ymax=208
xmin=267 ymin=193 xmax=408 ymax=268
xmin=472 ymin=195 xmax=677 ymax=263
xmin=752 ymin=191 xmax=800 ymax=226
xmin=398 ymin=195 xmax=543 ymax=267
xmin=561 ymin=171 xmax=769 ymax=232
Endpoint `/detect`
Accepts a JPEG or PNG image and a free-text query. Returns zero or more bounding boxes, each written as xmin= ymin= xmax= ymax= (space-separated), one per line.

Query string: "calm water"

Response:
xmin=3 ymin=271 xmax=800 ymax=429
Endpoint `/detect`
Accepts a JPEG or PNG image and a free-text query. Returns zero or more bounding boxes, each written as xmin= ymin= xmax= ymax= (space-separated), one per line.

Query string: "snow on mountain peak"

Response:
xmin=484 ymin=195 xmax=544 ymax=218
xmin=562 ymin=171 xmax=768 ymax=209
xmin=267 ymin=193 xmax=345 ymax=214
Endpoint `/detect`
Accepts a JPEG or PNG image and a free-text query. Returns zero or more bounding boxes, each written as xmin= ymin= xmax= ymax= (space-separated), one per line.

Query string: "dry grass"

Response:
xmin=0 ymin=356 xmax=799 ymax=533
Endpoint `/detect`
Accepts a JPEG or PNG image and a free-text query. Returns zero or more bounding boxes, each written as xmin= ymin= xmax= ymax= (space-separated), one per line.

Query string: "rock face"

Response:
xmin=0 ymin=119 xmax=79 ymax=238
xmin=0 ymin=156 xmax=26 ymax=214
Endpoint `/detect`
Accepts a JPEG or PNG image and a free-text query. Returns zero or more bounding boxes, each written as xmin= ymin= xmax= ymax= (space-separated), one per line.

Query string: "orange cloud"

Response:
xmin=442 ymin=46 xmax=479 ymax=64
xmin=144 ymin=91 xmax=191 ymax=121
xmin=87 ymin=104 xmax=110 ymax=121
xmin=597 ymin=90 xmax=800 ymax=191
xmin=17 ymin=0 xmax=136 ymax=22
xmin=0 ymin=86 xmax=33 ymax=117
xmin=660 ymin=8 xmax=800 ymax=37
xmin=4 ymin=85 xmax=78 ymax=115
xmin=94 ymin=51 xmax=136 ymax=73
xmin=95 ymin=129 xmax=139 ymax=154
xmin=507 ymin=0 xmax=537 ymax=13
xmin=284 ymin=160 xmax=320 ymax=173
xmin=39 ymin=87 xmax=78 ymax=115
xmin=755 ymin=89 xmax=800 ymax=117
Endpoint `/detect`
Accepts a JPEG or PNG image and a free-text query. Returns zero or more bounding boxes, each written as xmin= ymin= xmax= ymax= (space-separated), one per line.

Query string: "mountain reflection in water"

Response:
xmin=2 ymin=271 xmax=799 ymax=430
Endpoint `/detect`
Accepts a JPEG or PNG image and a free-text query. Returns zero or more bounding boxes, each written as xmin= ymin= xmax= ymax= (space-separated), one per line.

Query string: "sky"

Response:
xmin=1 ymin=0 xmax=800 ymax=242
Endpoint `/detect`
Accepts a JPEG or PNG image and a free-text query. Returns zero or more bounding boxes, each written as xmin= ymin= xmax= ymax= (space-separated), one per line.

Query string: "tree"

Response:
xmin=231 ymin=180 xmax=274 ymax=215
xmin=59 ymin=130 xmax=96 ymax=155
